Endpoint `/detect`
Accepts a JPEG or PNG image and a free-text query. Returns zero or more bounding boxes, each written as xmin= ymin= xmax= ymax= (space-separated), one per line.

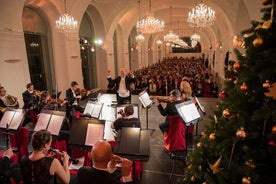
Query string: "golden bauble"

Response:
xmin=263 ymin=80 xmax=270 ymax=88
xmin=236 ymin=127 xmax=247 ymax=138
xmin=272 ymin=125 xmax=276 ymax=135
xmin=197 ymin=142 xmax=202 ymax=148
xmin=187 ymin=164 xmax=192 ymax=170
xmin=209 ymin=133 xmax=216 ymax=140
xmin=198 ymin=165 xmax=202 ymax=171
xmin=223 ymin=108 xmax=231 ymax=118
xmin=253 ymin=37 xmax=264 ymax=47
xmin=202 ymin=182 xmax=208 ymax=184
xmin=240 ymin=83 xmax=248 ymax=91
xmin=262 ymin=19 xmax=272 ymax=29
xmin=191 ymin=175 xmax=196 ymax=182
xmin=233 ymin=61 xmax=241 ymax=70
xmin=262 ymin=0 xmax=272 ymax=5
xmin=242 ymin=177 xmax=251 ymax=184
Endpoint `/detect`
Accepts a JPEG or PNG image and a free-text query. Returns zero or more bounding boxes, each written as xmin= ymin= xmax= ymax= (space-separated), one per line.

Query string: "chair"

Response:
xmin=163 ymin=116 xmax=187 ymax=152
xmin=10 ymin=127 xmax=29 ymax=159
xmin=163 ymin=116 xmax=187 ymax=183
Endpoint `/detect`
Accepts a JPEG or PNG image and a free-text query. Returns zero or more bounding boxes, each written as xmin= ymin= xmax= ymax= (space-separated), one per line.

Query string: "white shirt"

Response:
xmin=118 ymin=77 xmax=130 ymax=98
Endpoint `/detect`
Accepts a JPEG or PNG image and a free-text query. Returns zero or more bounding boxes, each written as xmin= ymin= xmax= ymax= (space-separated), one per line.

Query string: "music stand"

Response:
xmin=138 ymin=90 xmax=154 ymax=130
xmin=34 ymin=110 xmax=65 ymax=136
xmin=82 ymin=101 xmax=104 ymax=119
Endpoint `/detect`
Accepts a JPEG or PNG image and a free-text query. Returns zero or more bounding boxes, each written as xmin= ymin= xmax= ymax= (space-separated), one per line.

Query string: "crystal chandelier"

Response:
xmin=156 ymin=40 xmax=163 ymax=46
xmin=136 ymin=34 xmax=145 ymax=42
xmin=56 ymin=0 xmax=78 ymax=33
xmin=187 ymin=2 xmax=216 ymax=28
xmin=163 ymin=6 xmax=178 ymax=42
xmin=136 ymin=0 xmax=165 ymax=34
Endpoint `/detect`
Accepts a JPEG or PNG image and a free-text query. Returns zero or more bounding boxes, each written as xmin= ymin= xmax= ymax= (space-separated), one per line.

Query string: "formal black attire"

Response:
xmin=158 ymin=100 xmax=184 ymax=132
xmin=0 ymin=156 xmax=22 ymax=184
xmin=113 ymin=117 xmax=140 ymax=132
xmin=20 ymin=156 xmax=55 ymax=184
xmin=0 ymin=98 xmax=7 ymax=120
xmin=107 ymin=76 xmax=135 ymax=104
xmin=78 ymin=166 xmax=133 ymax=184
xmin=22 ymin=90 xmax=38 ymax=110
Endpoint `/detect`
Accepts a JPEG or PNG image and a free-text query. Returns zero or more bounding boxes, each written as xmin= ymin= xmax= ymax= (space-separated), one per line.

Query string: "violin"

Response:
xmin=156 ymin=97 xmax=174 ymax=103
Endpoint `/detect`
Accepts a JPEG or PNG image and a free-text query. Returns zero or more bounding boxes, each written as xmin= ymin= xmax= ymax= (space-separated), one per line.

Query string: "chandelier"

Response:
xmin=163 ymin=6 xmax=178 ymax=42
xmin=190 ymin=33 xmax=200 ymax=47
xmin=55 ymin=0 xmax=78 ymax=33
xmin=136 ymin=34 xmax=145 ymax=42
xmin=187 ymin=2 xmax=216 ymax=28
xmin=136 ymin=0 xmax=165 ymax=34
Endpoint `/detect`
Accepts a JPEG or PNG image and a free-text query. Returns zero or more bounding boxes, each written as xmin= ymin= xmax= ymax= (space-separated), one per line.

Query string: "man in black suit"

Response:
xmin=65 ymin=81 xmax=91 ymax=124
xmin=107 ymin=68 xmax=135 ymax=104
xmin=157 ymin=89 xmax=184 ymax=133
xmin=22 ymin=83 xmax=38 ymax=110
xmin=78 ymin=140 xmax=133 ymax=184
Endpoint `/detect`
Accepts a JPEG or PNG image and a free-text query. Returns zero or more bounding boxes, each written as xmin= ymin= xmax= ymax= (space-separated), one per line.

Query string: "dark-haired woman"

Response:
xmin=20 ymin=130 xmax=70 ymax=184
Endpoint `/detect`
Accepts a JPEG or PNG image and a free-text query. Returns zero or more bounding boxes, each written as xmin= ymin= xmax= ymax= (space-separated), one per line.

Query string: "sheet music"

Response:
xmin=83 ymin=102 xmax=94 ymax=115
xmin=177 ymin=102 xmax=200 ymax=123
xmin=34 ymin=113 xmax=51 ymax=131
xmin=139 ymin=91 xmax=153 ymax=108
xmin=104 ymin=120 xmax=116 ymax=141
xmin=91 ymin=103 xmax=102 ymax=118
xmin=47 ymin=114 xmax=64 ymax=136
xmin=9 ymin=112 xmax=24 ymax=130
xmin=0 ymin=111 xmax=14 ymax=128
xmin=99 ymin=106 xmax=115 ymax=121
xmin=85 ymin=123 xmax=104 ymax=146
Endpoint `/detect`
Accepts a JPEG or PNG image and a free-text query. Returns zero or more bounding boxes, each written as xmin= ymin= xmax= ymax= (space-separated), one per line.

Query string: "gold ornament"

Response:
xmin=202 ymin=182 xmax=208 ymax=184
xmin=263 ymin=80 xmax=271 ymax=88
xmin=197 ymin=142 xmax=202 ymax=148
xmin=272 ymin=125 xmax=276 ymax=135
xmin=214 ymin=114 xmax=218 ymax=123
xmin=208 ymin=155 xmax=224 ymax=174
xmin=191 ymin=175 xmax=196 ymax=182
xmin=187 ymin=164 xmax=192 ymax=170
xmin=240 ymin=83 xmax=248 ymax=91
xmin=209 ymin=133 xmax=216 ymax=140
xmin=198 ymin=165 xmax=202 ymax=171
xmin=253 ymin=37 xmax=264 ymax=47
xmin=223 ymin=108 xmax=231 ymax=118
xmin=236 ymin=127 xmax=247 ymax=138
xmin=262 ymin=0 xmax=272 ymax=5
xmin=265 ymin=82 xmax=276 ymax=100
xmin=242 ymin=176 xmax=251 ymax=184
xmin=233 ymin=61 xmax=241 ymax=70
xmin=245 ymin=159 xmax=256 ymax=169
xmin=262 ymin=19 xmax=272 ymax=29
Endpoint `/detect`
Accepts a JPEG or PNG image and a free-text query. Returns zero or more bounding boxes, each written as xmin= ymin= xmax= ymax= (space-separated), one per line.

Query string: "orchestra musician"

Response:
xmin=66 ymin=81 xmax=91 ymax=125
xmin=0 ymin=86 xmax=18 ymax=119
xmin=22 ymin=83 xmax=39 ymax=110
xmin=157 ymin=89 xmax=184 ymax=133
xmin=37 ymin=91 xmax=66 ymax=112
xmin=107 ymin=68 xmax=135 ymax=105
xmin=111 ymin=104 xmax=140 ymax=132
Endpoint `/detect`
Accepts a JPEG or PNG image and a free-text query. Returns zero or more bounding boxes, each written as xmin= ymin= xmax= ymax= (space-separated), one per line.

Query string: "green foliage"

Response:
xmin=179 ymin=1 xmax=276 ymax=184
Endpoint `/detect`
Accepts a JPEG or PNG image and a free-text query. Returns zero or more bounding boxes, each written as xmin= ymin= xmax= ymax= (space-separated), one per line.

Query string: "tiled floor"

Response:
xmin=0 ymin=94 xmax=218 ymax=184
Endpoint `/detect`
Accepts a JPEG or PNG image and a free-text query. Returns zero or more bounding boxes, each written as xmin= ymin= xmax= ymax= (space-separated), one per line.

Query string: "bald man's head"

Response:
xmin=91 ymin=140 xmax=112 ymax=164
xmin=120 ymin=68 xmax=126 ymax=77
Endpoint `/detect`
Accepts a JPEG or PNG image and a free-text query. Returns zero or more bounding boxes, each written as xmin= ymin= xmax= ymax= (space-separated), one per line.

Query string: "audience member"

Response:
xmin=0 ymin=86 xmax=18 ymax=120
xmin=20 ymin=130 xmax=70 ymax=184
xmin=78 ymin=140 xmax=133 ymax=184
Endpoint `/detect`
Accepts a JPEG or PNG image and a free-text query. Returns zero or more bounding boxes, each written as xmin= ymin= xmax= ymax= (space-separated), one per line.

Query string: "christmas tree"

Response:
xmin=179 ymin=0 xmax=276 ymax=183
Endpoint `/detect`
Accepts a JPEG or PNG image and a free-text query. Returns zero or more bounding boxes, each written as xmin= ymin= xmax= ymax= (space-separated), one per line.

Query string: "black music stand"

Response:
xmin=68 ymin=118 xmax=105 ymax=150
xmin=114 ymin=127 xmax=150 ymax=182
xmin=138 ymin=90 xmax=155 ymax=131
xmin=0 ymin=109 xmax=26 ymax=157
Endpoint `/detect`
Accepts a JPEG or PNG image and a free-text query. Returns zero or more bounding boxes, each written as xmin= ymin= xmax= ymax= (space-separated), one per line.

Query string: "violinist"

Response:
xmin=66 ymin=81 xmax=91 ymax=124
xmin=157 ymin=89 xmax=184 ymax=133
xmin=22 ymin=83 xmax=39 ymax=110
xmin=37 ymin=91 xmax=66 ymax=112
xmin=111 ymin=104 xmax=140 ymax=132
xmin=0 ymin=86 xmax=18 ymax=119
